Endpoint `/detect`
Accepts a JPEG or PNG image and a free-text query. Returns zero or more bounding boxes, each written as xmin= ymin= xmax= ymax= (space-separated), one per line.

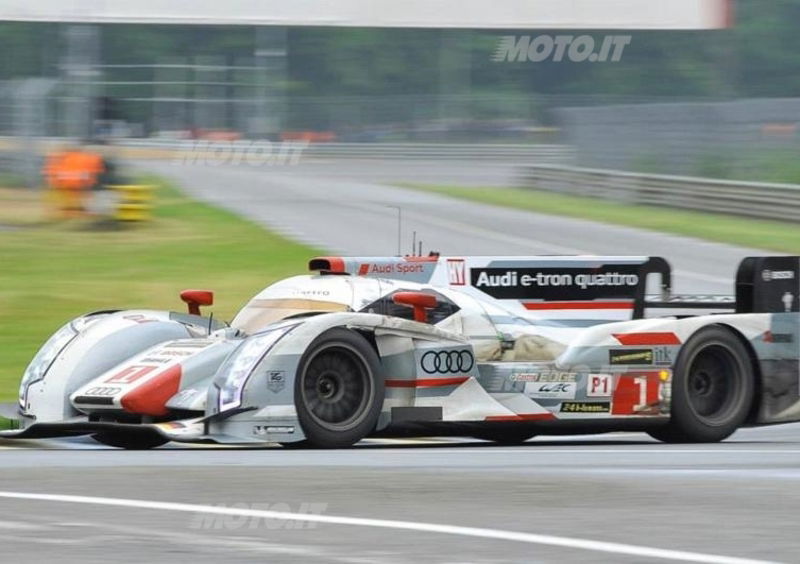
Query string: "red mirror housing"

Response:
xmin=180 ymin=289 xmax=214 ymax=316
xmin=392 ymin=291 xmax=438 ymax=323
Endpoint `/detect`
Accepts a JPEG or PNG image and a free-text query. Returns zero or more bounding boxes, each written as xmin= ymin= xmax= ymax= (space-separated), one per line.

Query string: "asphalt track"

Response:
xmin=143 ymin=159 xmax=770 ymax=294
xmin=5 ymin=159 xmax=797 ymax=563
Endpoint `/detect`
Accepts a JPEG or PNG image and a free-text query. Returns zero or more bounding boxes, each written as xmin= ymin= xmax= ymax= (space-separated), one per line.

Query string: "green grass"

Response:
xmin=0 ymin=176 xmax=320 ymax=401
xmin=403 ymin=184 xmax=800 ymax=254
xmin=0 ymin=173 xmax=26 ymax=189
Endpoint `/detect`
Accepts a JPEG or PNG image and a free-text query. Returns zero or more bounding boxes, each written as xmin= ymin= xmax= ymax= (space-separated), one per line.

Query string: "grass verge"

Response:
xmin=0 ymin=176 xmax=320 ymax=401
xmin=402 ymin=184 xmax=800 ymax=254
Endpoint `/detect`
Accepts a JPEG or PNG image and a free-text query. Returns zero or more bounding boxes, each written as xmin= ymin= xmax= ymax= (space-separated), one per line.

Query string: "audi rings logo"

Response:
xmin=84 ymin=386 xmax=121 ymax=396
xmin=421 ymin=350 xmax=474 ymax=374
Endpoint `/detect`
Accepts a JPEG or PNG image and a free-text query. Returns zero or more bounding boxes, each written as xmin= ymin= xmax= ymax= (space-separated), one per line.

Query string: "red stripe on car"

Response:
xmin=613 ymin=332 xmax=681 ymax=345
xmin=120 ymin=364 xmax=182 ymax=417
xmin=385 ymin=377 xmax=469 ymax=388
xmin=404 ymin=256 xmax=439 ymax=262
xmin=484 ymin=413 xmax=556 ymax=422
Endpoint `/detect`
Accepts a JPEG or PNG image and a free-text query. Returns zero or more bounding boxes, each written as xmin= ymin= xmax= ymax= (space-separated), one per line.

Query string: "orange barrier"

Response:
xmin=280 ymin=131 xmax=336 ymax=143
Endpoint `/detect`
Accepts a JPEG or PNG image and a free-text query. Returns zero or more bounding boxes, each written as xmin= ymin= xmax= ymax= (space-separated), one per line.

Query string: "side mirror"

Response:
xmin=393 ymin=291 xmax=437 ymax=323
xmin=180 ymin=289 xmax=214 ymax=316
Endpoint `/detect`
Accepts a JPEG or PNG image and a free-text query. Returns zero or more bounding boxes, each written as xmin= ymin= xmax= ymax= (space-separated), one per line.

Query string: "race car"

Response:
xmin=4 ymin=254 xmax=799 ymax=449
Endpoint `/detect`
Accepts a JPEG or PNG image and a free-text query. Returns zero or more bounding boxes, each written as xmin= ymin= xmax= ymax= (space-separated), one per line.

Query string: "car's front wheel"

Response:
xmin=294 ymin=328 xmax=384 ymax=448
xmin=648 ymin=326 xmax=754 ymax=443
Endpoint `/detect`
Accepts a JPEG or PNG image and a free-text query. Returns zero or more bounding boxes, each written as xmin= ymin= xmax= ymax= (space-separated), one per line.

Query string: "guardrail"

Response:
xmin=518 ymin=164 xmax=800 ymax=222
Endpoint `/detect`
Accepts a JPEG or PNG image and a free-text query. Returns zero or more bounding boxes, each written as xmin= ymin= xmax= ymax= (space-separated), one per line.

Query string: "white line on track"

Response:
xmin=0 ymin=491 xmax=778 ymax=564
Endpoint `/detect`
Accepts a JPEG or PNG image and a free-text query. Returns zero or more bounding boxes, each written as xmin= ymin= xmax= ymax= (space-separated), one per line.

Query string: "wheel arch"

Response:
xmin=352 ymin=327 xmax=382 ymax=360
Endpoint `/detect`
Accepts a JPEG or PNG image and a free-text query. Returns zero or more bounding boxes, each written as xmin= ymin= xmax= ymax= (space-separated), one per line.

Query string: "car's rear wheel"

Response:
xmin=294 ymin=328 xmax=384 ymax=448
xmin=647 ymin=326 xmax=754 ymax=443
xmin=92 ymin=431 xmax=169 ymax=450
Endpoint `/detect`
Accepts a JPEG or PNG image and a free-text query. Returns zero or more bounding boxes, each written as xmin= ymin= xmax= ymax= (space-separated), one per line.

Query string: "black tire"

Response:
xmin=473 ymin=427 xmax=536 ymax=445
xmin=647 ymin=326 xmax=754 ymax=443
xmin=92 ymin=431 xmax=169 ymax=450
xmin=294 ymin=328 xmax=385 ymax=448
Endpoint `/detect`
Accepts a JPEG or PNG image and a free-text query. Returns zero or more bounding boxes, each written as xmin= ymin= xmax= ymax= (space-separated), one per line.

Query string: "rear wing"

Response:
xmin=735 ymin=256 xmax=799 ymax=314
xmin=648 ymin=256 xmax=800 ymax=315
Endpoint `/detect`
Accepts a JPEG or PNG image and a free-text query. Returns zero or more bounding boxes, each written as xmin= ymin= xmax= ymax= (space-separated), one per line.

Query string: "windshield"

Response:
xmin=231 ymin=298 xmax=350 ymax=334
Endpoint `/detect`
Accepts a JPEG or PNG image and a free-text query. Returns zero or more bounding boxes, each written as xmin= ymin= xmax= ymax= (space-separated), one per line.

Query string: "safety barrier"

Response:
xmin=109 ymin=184 xmax=155 ymax=222
xmin=518 ymin=164 xmax=800 ymax=222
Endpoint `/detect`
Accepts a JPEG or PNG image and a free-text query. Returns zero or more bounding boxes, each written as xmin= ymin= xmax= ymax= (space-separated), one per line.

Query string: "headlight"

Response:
xmin=19 ymin=321 xmax=78 ymax=408
xmin=217 ymin=325 xmax=295 ymax=412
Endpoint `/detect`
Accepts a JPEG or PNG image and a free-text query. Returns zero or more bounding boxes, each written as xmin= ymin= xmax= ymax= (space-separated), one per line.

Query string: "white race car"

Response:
xmin=6 ymin=254 xmax=799 ymax=448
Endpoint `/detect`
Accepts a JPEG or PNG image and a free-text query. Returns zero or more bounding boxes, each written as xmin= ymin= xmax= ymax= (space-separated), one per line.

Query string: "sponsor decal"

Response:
xmin=586 ymin=373 xmax=613 ymax=397
xmin=267 ymin=371 xmax=286 ymax=393
xmin=420 ymin=350 xmax=474 ymax=374
xmin=357 ymin=262 xmax=426 ymax=276
xmin=168 ymin=340 xmax=213 ymax=349
xmin=105 ymin=364 xmax=157 ymax=384
xmin=253 ymin=425 xmax=295 ymax=436
xmin=291 ymin=289 xmax=330 ymax=297
xmin=560 ymin=401 xmax=611 ymax=413
xmin=612 ymin=372 xmax=662 ymax=416
xmin=447 ymin=259 xmax=467 ymax=286
xmin=763 ymin=331 xmax=794 ymax=344
xmin=470 ymin=265 xmax=641 ymax=300
xmin=83 ymin=386 xmax=121 ymax=397
xmin=154 ymin=349 xmax=194 ymax=357
xmin=510 ymin=371 xmax=578 ymax=383
xmin=653 ymin=346 xmax=674 ymax=365
xmin=140 ymin=357 xmax=173 ymax=364
xmin=525 ymin=381 xmax=576 ymax=399
xmin=609 ymin=349 xmax=653 ymax=365
xmin=762 ymin=269 xmax=795 ymax=282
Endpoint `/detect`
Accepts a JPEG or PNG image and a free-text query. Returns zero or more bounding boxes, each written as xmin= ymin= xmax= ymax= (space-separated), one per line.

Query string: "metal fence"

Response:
xmin=556 ymin=98 xmax=800 ymax=177
xmin=518 ymin=164 xmax=800 ymax=222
